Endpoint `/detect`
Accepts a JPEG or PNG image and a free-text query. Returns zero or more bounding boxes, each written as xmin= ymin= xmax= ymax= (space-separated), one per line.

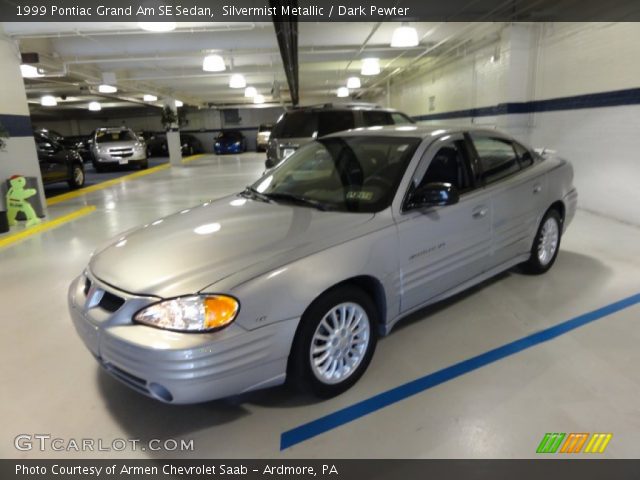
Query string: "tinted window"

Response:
xmin=420 ymin=140 xmax=473 ymax=193
xmin=362 ymin=111 xmax=393 ymax=127
xmin=218 ymin=131 xmax=242 ymax=140
xmin=96 ymin=130 xmax=137 ymax=143
xmin=271 ymin=111 xmax=318 ymax=138
xmin=471 ymin=135 xmax=521 ymax=184
xmin=258 ymin=124 xmax=273 ymax=132
xmin=513 ymin=141 xmax=534 ymax=168
xmin=390 ymin=112 xmax=413 ymax=125
xmin=252 ymin=136 xmax=421 ymax=213
xmin=317 ymin=111 xmax=355 ymax=136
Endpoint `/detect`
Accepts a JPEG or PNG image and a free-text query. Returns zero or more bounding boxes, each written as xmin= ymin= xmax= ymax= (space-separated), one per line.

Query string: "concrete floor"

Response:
xmin=2 ymin=152 xmax=640 ymax=459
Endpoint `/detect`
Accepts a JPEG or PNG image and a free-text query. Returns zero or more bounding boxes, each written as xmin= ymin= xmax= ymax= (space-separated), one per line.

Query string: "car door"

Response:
xmin=396 ymin=133 xmax=493 ymax=313
xmin=34 ymin=134 xmax=67 ymax=183
xmin=468 ymin=133 xmax=547 ymax=269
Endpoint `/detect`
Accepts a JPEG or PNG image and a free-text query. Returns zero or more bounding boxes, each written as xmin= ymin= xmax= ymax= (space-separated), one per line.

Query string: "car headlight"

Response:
xmin=234 ymin=141 xmax=241 ymax=146
xmin=134 ymin=295 xmax=239 ymax=332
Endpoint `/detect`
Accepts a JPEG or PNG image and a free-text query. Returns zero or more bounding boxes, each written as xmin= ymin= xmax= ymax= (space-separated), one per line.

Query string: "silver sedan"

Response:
xmin=68 ymin=126 xmax=577 ymax=403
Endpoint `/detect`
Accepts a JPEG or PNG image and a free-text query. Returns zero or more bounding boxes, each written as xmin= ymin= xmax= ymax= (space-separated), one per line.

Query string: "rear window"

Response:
xmin=272 ymin=111 xmax=318 ymax=138
xmin=317 ymin=111 xmax=355 ymax=136
xmin=218 ymin=131 xmax=242 ymax=140
xmin=362 ymin=110 xmax=393 ymax=127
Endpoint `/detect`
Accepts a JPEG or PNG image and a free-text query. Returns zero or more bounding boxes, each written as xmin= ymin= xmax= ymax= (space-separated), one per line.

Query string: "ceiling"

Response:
xmin=2 ymin=21 xmax=505 ymax=117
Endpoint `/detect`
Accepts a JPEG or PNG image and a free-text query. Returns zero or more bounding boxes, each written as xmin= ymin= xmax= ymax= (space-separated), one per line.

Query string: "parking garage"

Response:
xmin=1 ymin=2 xmax=640 ymax=477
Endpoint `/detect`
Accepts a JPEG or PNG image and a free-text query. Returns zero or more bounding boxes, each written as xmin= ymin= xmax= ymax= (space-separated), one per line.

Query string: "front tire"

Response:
xmin=288 ymin=286 xmax=378 ymax=398
xmin=68 ymin=163 xmax=85 ymax=189
xmin=522 ymin=209 xmax=562 ymax=274
xmin=139 ymin=158 xmax=149 ymax=170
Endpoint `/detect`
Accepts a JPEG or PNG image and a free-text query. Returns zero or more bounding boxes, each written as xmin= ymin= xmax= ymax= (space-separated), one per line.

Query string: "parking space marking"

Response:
xmin=0 ymin=205 xmax=96 ymax=249
xmin=46 ymin=154 xmax=207 ymax=206
xmin=280 ymin=292 xmax=640 ymax=450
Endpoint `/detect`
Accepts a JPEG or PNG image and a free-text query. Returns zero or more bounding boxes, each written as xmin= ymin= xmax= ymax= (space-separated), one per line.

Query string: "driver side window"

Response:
xmin=417 ymin=140 xmax=473 ymax=194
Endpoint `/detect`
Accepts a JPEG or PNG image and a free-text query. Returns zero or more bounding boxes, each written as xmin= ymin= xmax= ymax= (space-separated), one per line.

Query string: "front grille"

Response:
xmin=101 ymin=361 xmax=150 ymax=395
xmin=98 ymin=291 xmax=125 ymax=312
xmin=108 ymin=148 xmax=134 ymax=158
xmin=83 ymin=278 xmax=92 ymax=296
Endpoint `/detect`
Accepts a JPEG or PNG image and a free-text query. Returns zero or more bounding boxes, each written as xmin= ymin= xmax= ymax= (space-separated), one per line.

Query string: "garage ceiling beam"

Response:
xmin=271 ymin=0 xmax=299 ymax=106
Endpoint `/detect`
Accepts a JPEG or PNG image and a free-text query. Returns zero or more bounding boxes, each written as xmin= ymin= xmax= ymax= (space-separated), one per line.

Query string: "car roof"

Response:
xmin=287 ymin=103 xmax=402 ymax=113
xmin=325 ymin=124 xmax=513 ymax=140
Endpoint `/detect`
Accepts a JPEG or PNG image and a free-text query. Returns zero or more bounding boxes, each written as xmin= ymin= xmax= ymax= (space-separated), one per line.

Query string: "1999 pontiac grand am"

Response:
xmin=69 ymin=125 xmax=577 ymax=403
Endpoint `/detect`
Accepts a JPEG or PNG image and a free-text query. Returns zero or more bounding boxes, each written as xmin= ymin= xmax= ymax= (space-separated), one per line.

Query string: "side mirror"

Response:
xmin=406 ymin=182 xmax=459 ymax=209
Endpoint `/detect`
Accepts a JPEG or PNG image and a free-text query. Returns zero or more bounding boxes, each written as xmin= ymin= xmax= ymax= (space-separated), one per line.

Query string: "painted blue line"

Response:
xmin=413 ymin=87 xmax=640 ymax=122
xmin=280 ymin=292 xmax=640 ymax=450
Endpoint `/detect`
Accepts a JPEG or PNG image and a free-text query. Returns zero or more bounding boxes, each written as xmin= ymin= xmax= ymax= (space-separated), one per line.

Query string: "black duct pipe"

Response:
xmin=270 ymin=0 xmax=299 ymax=106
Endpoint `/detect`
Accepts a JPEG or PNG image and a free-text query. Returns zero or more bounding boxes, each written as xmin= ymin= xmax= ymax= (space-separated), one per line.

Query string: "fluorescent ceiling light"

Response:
xmin=337 ymin=87 xmax=350 ymax=98
xmin=361 ymin=58 xmax=380 ymax=76
xmin=143 ymin=94 xmax=158 ymax=102
xmin=391 ymin=25 xmax=419 ymax=48
xmin=253 ymin=94 xmax=265 ymax=104
xmin=138 ymin=22 xmax=177 ymax=33
xmin=88 ymin=102 xmax=101 ymax=111
xmin=244 ymin=86 xmax=257 ymax=98
xmin=41 ymin=95 xmax=57 ymax=106
xmin=203 ymin=54 xmax=225 ymax=72
xmin=174 ymin=100 xmax=184 ymax=107
xmin=346 ymin=77 xmax=361 ymax=89
xmin=20 ymin=64 xmax=42 ymax=78
xmin=229 ymin=74 xmax=246 ymax=89
xmin=98 ymin=84 xmax=117 ymax=93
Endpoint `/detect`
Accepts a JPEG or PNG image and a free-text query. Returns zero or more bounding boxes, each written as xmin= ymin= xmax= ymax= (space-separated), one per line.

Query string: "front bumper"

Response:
xmin=214 ymin=144 xmax=242 ymax=154
xmin=68 ymin=272 xmax=298 ymax=404
xmin=94 ymin=150 xmax=146 ymax=164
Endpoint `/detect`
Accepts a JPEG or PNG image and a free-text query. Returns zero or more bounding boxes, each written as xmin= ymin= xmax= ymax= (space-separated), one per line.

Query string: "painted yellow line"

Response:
xmin=46 ymin=153 xmax=208 ymax=206
xmin=0 ymin=205 xmax=96 ymax=249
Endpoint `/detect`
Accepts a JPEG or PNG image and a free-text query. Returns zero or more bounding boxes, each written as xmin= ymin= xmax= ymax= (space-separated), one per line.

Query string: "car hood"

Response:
xmin=89 ymin=195 xmax=374 ymax=298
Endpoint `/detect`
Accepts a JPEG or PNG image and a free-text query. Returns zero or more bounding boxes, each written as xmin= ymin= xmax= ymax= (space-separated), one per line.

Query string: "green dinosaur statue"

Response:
xmin=7 ymin=175 xmax=41 ymax=228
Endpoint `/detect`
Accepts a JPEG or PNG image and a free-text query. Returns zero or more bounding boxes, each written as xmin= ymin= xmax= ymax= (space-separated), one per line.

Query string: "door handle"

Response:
xmin=533 ymin=184 xmax=542 ymax=194
xmin=472 ymin=206 xmax=488 ymax=218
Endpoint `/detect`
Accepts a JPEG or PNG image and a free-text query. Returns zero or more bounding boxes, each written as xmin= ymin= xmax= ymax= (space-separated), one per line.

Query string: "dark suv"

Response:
xmin=265 ymin=104 xmax=414 ymax=168
xmin=34 ymin=130 xmax=85 ymax=189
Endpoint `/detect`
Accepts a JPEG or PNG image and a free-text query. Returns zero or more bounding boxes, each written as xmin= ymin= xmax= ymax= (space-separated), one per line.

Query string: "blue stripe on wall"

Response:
xmin=0 ymin=114 xmax=34 ymax=138
xmin=413 ymin=87 xmax=640 ymax=122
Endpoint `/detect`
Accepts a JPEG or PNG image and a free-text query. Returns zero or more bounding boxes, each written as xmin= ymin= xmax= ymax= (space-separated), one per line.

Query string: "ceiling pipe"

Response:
xmin=11 ymin=24 xmax=257 ymax=39
xmin=270 ymin=0 xmax=299 ymax=106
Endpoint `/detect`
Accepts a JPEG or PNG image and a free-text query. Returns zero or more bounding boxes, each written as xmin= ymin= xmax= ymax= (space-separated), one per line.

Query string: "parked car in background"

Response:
xmin=265 ymin=103 xmax=414 ymax=168
xmin=69 ymin=125 xmax=576 ymax=403
xmin=89 ymin=127 xmax=148 ymax=172
xmin=214 ymin=130 xmax=247 ymax=154
xmin=256 ymin=123 xmax=274 ymax=152
xmin=64 ymin=134 xmax=92 ymax=162
xmin=146 ymin=133 xmax=204 ymax=157
xmin=34 ymin=130 xmax=85 ymax=188
xmin=33 ymin=128 xmax=90 ymax=161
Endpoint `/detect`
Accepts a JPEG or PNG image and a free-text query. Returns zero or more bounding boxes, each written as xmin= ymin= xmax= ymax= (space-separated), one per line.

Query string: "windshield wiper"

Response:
xmin=241 ymin=186 xmax=272 ymax=203
xmin=262 ymin=192 xmax=332 ymax=211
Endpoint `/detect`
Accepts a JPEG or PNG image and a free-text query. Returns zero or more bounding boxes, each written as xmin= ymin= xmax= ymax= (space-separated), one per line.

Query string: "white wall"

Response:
xmin=379 ymin=22 xmax=640 ymax=226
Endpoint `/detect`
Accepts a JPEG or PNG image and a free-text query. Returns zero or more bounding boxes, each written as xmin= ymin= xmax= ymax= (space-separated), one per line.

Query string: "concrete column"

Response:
xmin=164 ymin=98 xmax=182 ymax=167
xmin=496 ymin=23 xmax=539 ymax=140
xmin=0 ymin=26 xmax=46 ymax=215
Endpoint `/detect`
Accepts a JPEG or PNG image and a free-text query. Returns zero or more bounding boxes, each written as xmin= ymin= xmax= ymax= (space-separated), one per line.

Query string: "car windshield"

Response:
xmin=249 ymin=135 xmax=421 ymax=213
xmin=218 ymin=132 xmax=242 ymax=140
xmin=96 ymin=130 xmax=137 ymax=143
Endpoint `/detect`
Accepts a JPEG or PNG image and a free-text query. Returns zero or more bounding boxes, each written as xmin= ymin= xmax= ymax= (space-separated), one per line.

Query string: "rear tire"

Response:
xmin=288 ymin=286 xmax=378 ymax=398
xmin=522 ymin=209 xmax=562 ymax=274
